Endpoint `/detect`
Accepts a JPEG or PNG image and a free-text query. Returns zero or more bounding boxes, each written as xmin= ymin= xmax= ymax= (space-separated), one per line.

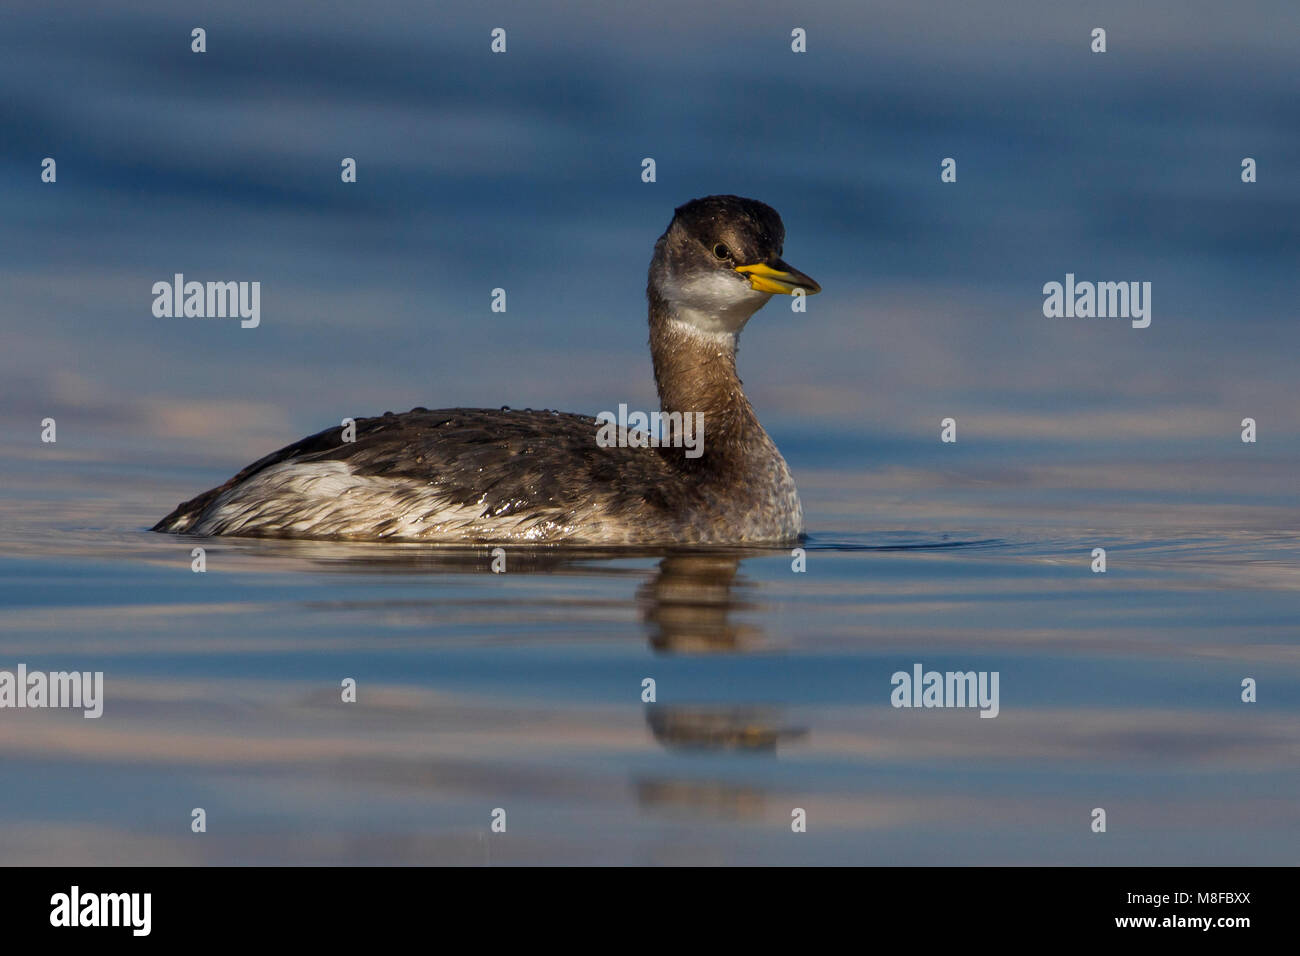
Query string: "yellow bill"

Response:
xmin=735 ymin=259 xmax=822 ymax=295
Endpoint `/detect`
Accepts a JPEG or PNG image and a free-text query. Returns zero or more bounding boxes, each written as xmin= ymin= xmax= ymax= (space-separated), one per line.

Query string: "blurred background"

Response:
xmin=0 ymin=1 xmax=1297 ymax=866
xmin=3 ymin=0 xmax=1297 ymax=469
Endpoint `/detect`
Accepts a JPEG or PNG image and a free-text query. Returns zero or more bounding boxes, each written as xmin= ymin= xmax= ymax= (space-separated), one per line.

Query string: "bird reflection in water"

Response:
xmin=637 ymin=552 xmax=761 ymax=653
xmin=637 ymin=552 xmax=807 ymax=756
xmin=633 ymin=552 xmax=807 ymax=822
xmin=197 ymin=540 xmax=807 ymax=757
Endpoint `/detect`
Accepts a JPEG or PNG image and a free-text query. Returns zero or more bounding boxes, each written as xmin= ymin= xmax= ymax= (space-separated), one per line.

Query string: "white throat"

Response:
xmin=666 ymin=317 xmax=738 ymax=351
xmin=659 ymin=269 xmax=772 ymax=336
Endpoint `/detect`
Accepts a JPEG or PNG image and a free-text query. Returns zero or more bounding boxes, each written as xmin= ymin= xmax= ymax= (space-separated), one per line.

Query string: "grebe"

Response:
xmin=153 ymin=195 xmax=820 ymax=545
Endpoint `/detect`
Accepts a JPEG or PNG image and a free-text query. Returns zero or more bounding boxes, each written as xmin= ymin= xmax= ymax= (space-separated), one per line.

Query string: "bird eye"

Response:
xmin=712 ymin=243 xmax=731 ymax=260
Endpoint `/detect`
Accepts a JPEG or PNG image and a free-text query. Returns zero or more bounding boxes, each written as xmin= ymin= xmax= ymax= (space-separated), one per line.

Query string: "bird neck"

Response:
xmin=647 ymin=292 xmax=768 ymax=464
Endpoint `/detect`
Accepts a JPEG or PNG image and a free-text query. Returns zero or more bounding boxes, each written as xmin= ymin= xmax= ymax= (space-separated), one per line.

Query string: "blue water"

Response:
xmin=1 ymin=0 xmax=1298 ymax=864
xmin=0 ymin=445 xmax=1296 ymax=865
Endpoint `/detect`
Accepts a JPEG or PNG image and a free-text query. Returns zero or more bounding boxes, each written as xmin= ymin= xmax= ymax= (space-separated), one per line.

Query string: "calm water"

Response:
xmin=1 ymin=442 xmax=1296 ymax=865
xmin=2 ymin=0 xmax=1297 ymax=865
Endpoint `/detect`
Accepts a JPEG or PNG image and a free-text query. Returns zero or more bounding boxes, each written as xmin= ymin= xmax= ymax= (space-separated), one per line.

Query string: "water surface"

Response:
xmin=1 ymin=445 xmax=1295 ymax=865
xmin=2 ymin=0 xmax=1297 ymax=865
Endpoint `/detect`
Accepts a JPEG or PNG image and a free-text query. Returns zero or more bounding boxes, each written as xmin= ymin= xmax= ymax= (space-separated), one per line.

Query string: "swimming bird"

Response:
xmin=153 ymin=195 xmax=820 ymax=545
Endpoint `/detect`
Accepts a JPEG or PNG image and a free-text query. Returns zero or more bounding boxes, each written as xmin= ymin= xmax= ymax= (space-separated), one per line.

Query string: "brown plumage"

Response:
xmin=153 ymin=196 xmax=820 ymax=544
